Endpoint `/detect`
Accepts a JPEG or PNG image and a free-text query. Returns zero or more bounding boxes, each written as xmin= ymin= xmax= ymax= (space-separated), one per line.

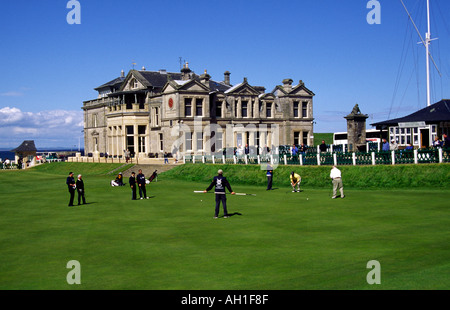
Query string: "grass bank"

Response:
xmin=163 ymin=163 xmax=450 ymax=189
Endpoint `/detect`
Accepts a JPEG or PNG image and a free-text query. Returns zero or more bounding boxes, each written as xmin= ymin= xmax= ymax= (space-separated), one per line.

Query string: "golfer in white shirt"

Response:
xmin=330 ymin=166 xmax=345 ymax=199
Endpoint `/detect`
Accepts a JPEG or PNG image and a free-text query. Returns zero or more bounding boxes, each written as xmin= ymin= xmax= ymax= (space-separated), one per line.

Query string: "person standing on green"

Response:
xmin=66 ymin=172 xmax=76 ymax=207
xmin=330 ymin=166 xmax=344 ymax=199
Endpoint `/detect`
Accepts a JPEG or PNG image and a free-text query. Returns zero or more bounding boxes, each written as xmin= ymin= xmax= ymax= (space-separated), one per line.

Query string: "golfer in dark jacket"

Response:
xmin=204 ymin=169 xmax=235 ymax=219
xmin=76 ymin=174 xmax=87 ymax=205
xmin=129 ymin=172 xmax=137 ymax=200
xmin=137 ymin=169 xmax=149 ymax=199
xmin=66 ymin=172 xmax=76 ymax=207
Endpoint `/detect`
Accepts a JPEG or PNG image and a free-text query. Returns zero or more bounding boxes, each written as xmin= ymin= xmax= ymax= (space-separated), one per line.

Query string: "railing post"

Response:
xmin=333 ymin=153 xmax=337 ymax=166
xmin=257 ymin=155 xmax=260 ymax=164
xmin=316 ymin=153 xmax=321 ymax=166
xmin=222 ymin=155 xmax=225 ymax=164
xmin=371 ymin=152 xmax=376 ymax=165
xmin=438 ymin=148 xmax=443 ymax=163
xmin=352 ymin=152 xmax=356 ymax=166
xmin=391 ymin=151 xmax=395 ymax=165
xmin=414 ymin=149 xmax=418 ymax=164
xmin=299 ymin=154 xmax=303 ymax=166
xmin=202 ymin=156 xmax=205 ymax=164
xmin=245 ymin=155 xmax=248 ymax=165
xmin=233 ymin=155 xmax=237 ymax=164
xmin=212 ymin=155 xmax=215 ymax=164
xmin=284 ymin=154 xmax=287 ymax=165
xmin=183 ymin=156 xmax=186 ymax=164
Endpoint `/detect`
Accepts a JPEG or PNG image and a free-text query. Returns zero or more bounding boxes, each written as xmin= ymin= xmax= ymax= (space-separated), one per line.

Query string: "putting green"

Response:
xmin=0 ymin=164 xmax=449 ymax=290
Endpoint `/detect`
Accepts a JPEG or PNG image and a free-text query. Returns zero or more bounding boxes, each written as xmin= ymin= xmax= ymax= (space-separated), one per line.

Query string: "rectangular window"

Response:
xmin=159 ymin=133 xmax=163 ymax=152
xmin=216 ymin=101 xmax=222 ymax=118
xmin=185 ymin=98 xmax=192 ymax=117
xmin=196 ymin=132 xmax=203 ymax=151
xmin=138 ymin=137 xmax=145 ymax=153
xmin=266 ymin=103 xmax=272 ymax=118
xmin=293 ymin=102 xmax=299 ymax=118
xmin=185 ymin=132 xmax=192 ymax=151
xmin=302 ymin=132 xmax=309 ymax=145
xmin=196 ymin=98 xmax=203 ymax=116
xmin=126 ymin=125 xmax=135 ymax=154
xmin=294 ymin=132 xmax=300 ymax=145
xmin=215 ymin=132 xmax=223 ymax=152
xmin=126 ymin=125 xmax=134 ymax=135
xmin=138 ymin=125 xmax=146 ymax=153
xmin=302 ymin=102 xmax=308 ymax=118
xmin=155 ymin=107 xmax=160 ymax=126
xmin=242 ymin=101 xmax=248 ymax=118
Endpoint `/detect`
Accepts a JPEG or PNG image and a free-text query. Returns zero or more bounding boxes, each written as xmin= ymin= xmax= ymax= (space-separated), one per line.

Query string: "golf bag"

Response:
xmin=148 ymin=170 xmax=158 ymax=183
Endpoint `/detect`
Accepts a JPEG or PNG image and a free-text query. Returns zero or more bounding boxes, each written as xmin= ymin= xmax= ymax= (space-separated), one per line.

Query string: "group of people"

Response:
xmin=128 ymin=169 xmax=150 ymax=200
xmin=433 ymin=134 xmax=450 ymax=148
xmin=204 ymin=165 xmax=345 ymax=219
xmin=383 ymin=133 xmax=450 ymax=151
xmin=65 ymin=169 xmax=154 ymax=207
xmin=66 ymin=172 xmax=87 ymax=207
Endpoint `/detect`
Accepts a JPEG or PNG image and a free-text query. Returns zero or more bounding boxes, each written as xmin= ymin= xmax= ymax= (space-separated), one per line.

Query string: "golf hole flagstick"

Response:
xmin=193 ymin=191 xmax=255 ymax=196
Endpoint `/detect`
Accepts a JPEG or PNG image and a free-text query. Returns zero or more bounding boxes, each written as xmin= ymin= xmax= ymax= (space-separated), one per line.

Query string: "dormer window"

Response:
xmin=131 ymin=78 xmax=139 ymax=89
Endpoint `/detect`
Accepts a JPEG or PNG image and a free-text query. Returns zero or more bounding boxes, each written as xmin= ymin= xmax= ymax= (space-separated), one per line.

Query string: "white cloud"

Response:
xmin=0 ymin=91 xmax=25 ymax=97
xmin=0 ymin=107 xmax=83 ymax=148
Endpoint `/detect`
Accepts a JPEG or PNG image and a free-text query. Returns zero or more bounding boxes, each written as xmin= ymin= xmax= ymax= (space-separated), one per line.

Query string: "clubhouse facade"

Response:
xmin=82 ymin=63 xmax=315 ymax=159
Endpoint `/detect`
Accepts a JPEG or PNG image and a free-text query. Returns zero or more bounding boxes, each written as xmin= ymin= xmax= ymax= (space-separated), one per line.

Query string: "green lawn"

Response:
xmin=0 ymin=163 xmax=449 ymax=290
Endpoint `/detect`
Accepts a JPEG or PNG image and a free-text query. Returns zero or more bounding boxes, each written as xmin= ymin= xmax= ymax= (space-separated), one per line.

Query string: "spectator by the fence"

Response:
xmin=382 ymin=139 xmax=390 ymax=151
xmin=405 ymin=143 xmax=414 ymax=151
xmin=443 ymin=134 xmax=450 ymax=148
xmin=390 ymin=140 xmax=398 ymax=151
xmin=319 ymin=140 xmax=327 ymax=153
xmin=292 ymin=144 xmax=298 ymax=157
xmin=433 ymin=137 xmax=443 ymax=148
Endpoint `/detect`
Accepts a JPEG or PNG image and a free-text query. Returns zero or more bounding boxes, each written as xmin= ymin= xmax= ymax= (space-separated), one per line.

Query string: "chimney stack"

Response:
xmin=224 ymin=71 xmax=231 ymax=86
xmin=282 ymin=78 xmax=293 ymax=92
xmin=181 ymin=62 xmax=192 ymax=81
xmin=200 ymin=69 xmax=211 ymax=85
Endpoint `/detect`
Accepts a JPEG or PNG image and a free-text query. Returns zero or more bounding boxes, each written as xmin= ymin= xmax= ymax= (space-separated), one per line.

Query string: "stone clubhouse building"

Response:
xmin=82 ymin=63 xmax=315 ymax=159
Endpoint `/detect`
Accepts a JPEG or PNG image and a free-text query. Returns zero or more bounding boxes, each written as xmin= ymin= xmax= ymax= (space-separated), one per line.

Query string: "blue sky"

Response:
xmin=0 ymin=0 xmax=449 ymax=149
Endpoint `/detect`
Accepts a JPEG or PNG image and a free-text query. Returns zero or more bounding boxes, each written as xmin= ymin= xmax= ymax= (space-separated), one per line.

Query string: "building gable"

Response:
xmin=162 ymin=79 xmax=209 ymax=94
xmin=119 ymin=70 xmax=150 ymax=91
xmin=224 ymin=79 xmax=260 ymax=96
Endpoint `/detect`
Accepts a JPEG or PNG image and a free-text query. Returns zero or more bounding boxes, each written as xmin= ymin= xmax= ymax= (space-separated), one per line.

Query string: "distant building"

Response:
xmin=82 ymin=64 xmax=315 ymax=158
xmin=372 ymin=99 xmax=450 ymax=148
xmin=11 ymin=140 xmax=37 ymax=168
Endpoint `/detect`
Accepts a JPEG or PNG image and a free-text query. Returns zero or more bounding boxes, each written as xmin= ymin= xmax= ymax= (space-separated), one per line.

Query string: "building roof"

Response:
xmin=11 ymin=140 xmax=37 ymax=153
xmin=136 ymin=70 xmax=183 ymax=88
xmin=94 ymin=76 xmax=125 ymax=91
xmin=371 ymin=99 xmax=450 ymax=128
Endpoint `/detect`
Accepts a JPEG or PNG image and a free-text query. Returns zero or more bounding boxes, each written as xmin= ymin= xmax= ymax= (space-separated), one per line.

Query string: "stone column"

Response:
xmin=344 ymin=104 xmax=369 ymax=152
